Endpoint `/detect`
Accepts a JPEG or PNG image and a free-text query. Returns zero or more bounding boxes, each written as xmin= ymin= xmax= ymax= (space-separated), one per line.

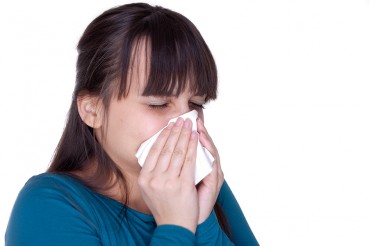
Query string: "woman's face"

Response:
xmin=95 ymin=46 xmax=206 ymax=175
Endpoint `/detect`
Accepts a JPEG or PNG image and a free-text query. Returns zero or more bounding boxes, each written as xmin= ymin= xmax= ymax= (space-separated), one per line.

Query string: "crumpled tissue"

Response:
xmin=135 ymin=110 xmax=214 ymax=184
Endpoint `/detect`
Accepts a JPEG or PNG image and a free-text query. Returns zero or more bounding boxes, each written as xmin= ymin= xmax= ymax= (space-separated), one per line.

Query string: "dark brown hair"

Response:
xmin=48 ymin=3 xmax=230 ymax=238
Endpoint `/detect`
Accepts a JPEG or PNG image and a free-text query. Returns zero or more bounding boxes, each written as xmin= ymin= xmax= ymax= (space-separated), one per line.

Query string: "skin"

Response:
xmin=77 ymin=43 xmax=224 ymax=234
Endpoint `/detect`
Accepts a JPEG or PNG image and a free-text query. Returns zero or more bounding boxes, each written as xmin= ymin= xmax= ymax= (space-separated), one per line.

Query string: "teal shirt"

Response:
xmin=6 ymin=173 xmax=258 ymax=245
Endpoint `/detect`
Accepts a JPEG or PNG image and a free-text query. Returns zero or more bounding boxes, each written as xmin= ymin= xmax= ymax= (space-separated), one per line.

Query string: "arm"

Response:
xmin=217 ymin=180 xmax=259 ymax=245
xmin=195 ymin=209 xmax=234 ymax=245
xmin=150 ymin=225 xmax=195 ymax=245
xmin=5 ymin=175 xmax=197 ymax=246
xmin=195 ymin=180 xmax=258 ymax=245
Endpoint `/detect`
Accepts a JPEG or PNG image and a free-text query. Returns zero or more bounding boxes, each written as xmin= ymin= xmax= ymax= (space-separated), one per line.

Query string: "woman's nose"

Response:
xmin=176 ymin=104 xmax=191 ymax=117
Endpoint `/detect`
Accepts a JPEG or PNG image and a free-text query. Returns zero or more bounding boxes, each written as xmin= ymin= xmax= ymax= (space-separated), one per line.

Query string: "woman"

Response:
xmin=6 ymin=3 xmax=258 ymax=245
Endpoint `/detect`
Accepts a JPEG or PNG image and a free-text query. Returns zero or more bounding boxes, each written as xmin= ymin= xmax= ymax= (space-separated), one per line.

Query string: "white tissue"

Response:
xmin=135 ymin=110 xmax=214 ymax=184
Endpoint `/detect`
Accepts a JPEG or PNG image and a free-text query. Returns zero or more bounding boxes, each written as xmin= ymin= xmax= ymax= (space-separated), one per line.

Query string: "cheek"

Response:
xmin=128 ymin=113 xmax=170 ymax=151
xmin=138 ymin=117 xmax=168 ymax=142
xmin=104 ymin=108 xmax=171 ymax=158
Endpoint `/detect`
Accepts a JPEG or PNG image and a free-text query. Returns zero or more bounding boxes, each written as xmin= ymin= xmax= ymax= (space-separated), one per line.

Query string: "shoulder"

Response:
xmin=21 ymin=172 xmax=74 ymax=189
xmin=6 ymin=173 xmax=101 ymax=245
xmin=9 ymin=172 xmax=95 ymax=222
xmin=17 ymin=173 xmax=88 ymax=203
xmin=12 ymin=172 xmax=108 ymax=221
xmin=22 ymin=172 xmax=82 ymax=189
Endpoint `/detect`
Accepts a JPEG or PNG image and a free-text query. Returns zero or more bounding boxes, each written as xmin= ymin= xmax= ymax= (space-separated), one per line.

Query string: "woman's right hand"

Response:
xmin=138 ymin=118 xmax=199 ymax=234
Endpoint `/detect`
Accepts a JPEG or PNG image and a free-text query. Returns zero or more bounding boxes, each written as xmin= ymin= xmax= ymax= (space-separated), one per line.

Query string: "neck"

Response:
xmin=71 ymin=162 xmax=151 ymax=215
xmin=109 ymin=171 xmax=151 ymax=215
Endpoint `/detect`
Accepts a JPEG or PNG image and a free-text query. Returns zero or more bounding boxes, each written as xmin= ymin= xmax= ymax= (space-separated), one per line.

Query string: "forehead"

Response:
xmin=127 ymin=38 xmax=202 ymax=98
xmin=127 ymin=39 xmax=150 ymax=95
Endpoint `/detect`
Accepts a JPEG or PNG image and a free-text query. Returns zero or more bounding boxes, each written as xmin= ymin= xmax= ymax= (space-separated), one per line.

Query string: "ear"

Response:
xmin=77 ymin=94 xmax=104 ymax=129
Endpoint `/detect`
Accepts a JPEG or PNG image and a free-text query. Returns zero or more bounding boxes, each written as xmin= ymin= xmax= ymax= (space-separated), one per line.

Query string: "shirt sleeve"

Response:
xmin=5 ymin=176 xmax=103 ymax=246
xmin=216 ymin=180 xmax=259 ymax=245
xmin=195 ymin=180 xmax=259 ymax=245
xmin=196 ymin=209 xmax=234 ymax=245
xmin=150 ymin=225 xmax=195 ymax=245
xmin=5 ymin=175 xmax=197 ymax=246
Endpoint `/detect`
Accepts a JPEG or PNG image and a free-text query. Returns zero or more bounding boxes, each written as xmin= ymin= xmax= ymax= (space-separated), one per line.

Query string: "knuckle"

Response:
xmin=172 ymin=124 xmax=182 ymax=132
xmin=148 ymin=178 xmax=162 ymax=190
xmin=163 ymin=178 xmax=177 ymax=190
xmin=138 ymin=175 xmax=148 ymax=188
xmin=181 ymin=126 xmax=191 ymax=134
xmin=150 ymin=144 xmax=161 ymax=155
xmin=172 ymin=148 xmax=185 ymax=158
xmin=147 ymin=177 xmax=177 ymax=192
xmin=185 ymin=154 xmax=194 ymax=163
xmin=160 ymin=146 xmax=173 ymax=156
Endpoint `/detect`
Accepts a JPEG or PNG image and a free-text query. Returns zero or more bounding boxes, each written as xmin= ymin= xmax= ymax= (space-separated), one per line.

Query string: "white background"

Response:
xmin=1 ymin=0 xmax=369 ymax=245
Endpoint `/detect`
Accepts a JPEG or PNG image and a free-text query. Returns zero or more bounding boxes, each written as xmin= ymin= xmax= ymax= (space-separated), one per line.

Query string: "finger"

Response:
xmin=197 ymin=118 xmax=222 ymax=179
xmin=141 ymin=122 xmax=174 ymax=173
xmin=211 ymin=159 xmax=223 ymax=183
xmin=180 ymin=131 xmax=198 ymax=184
xmin=212 ymin=160 xmax=224 ymax=192
xmin=153 ymin=117 xmax=184 ymax=173
xmin=167 ymin=119 xmax=193 ymax=176
xmin=197 ymin=118 xmax=217 ymax=156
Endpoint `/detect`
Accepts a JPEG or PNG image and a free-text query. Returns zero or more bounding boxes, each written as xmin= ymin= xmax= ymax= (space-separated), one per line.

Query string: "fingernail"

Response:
xmin=175 ymin=117 xmax=183 ymax=126
xmin=183 ymin=119 xmax=191 ymax=128
xmin=167 ymin=122 xmax=174 ymax=129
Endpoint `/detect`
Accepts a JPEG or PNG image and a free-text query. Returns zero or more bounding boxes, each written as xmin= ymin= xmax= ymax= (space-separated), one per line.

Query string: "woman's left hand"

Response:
xmin=196 ymin=118 xmax=224 ymax=224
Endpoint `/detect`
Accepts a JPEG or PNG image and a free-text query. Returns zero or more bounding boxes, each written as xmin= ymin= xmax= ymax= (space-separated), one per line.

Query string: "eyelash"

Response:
xmin=149 ymin=102 xmax=205 ymax=110
xmin=191 ymin=102 xmax=205 ymax=109
xmin=149 ymin=104 xmax=168 ymax=110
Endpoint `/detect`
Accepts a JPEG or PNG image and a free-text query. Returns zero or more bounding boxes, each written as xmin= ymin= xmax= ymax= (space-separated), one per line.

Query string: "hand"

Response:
xmin=138 ymin=118 xmax=199 ymax=233
xmin=196 ymin=118 xmax=224 ymax=224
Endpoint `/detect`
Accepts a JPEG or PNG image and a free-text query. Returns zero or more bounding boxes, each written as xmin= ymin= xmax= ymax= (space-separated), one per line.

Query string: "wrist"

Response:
xmin=198 ymin=212 xmax=211 ymax=225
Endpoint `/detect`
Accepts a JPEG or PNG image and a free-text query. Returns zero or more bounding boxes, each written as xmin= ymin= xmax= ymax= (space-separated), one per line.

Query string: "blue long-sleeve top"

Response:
xmin=5 ymin=173 xmax=258 ymax=245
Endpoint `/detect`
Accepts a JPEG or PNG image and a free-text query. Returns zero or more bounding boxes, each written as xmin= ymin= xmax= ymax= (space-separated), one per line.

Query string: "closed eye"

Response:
xmin=190 ymin=102 xmax=205 ymax=109
xmin=148 ymin=102 xmax=205 ymax=110
xmin=149 ymin=103 xmax=168 ymax=109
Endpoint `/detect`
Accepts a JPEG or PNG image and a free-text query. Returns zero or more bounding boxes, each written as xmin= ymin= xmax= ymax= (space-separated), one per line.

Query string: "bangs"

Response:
xmin=117 ymin=7 xmax=217 ymax=101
